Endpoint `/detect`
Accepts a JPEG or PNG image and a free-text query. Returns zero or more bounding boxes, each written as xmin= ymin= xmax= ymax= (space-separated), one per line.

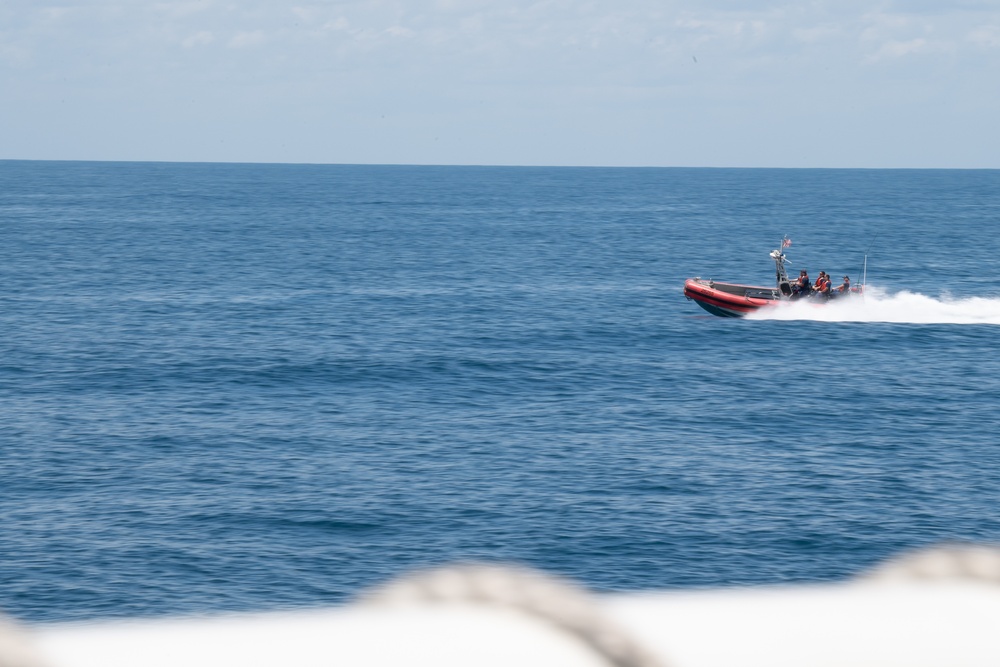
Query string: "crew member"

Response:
xmin=813 ymin=272 xmax=831 ymax=298
xmin=792 ymin=270 xmax=811 ymax=298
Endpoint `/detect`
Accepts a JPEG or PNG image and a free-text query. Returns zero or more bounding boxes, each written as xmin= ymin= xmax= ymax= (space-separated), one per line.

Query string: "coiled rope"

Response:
xmin=4 ymin=544 xmax=1000 ymax=667
xmin=364 ymin=563 xmax=667 ymax=667
xmin=859 ymin=543 xmax=1000 ymax=584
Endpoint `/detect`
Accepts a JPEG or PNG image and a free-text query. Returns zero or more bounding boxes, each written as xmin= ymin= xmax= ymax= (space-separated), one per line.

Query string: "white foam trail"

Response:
xmin=746 ymin=286 xmax=1000 ymax=324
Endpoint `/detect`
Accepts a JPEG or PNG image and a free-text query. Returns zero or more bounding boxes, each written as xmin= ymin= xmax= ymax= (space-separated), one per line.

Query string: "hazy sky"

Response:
xmin=3 ymin=0 xmax=999 ymax=167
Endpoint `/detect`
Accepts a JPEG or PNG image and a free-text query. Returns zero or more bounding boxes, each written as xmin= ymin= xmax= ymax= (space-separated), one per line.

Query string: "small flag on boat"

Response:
xmin=782 ymin=238 xmax=792 ymax=248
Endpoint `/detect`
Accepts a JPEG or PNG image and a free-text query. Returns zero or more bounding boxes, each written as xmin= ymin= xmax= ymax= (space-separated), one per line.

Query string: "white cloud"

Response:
xmin=968 ymin=25 xmax=999 ymax=47
xmin=0 ymin=42 xmax=31 ymax=66
xmin=873 ymin=37 xmax=927 ymax=60
xmin=385 ymin=26 xmax=413 ymax=38
xmin=792 ymin=26 xmax=841 ymax=44
xmin=154 ymin=1 xmax=215 ymax=20
xmin=3 ymin=0 xmax=1000 ymax=165
xmin=228 ymin=30 xmax=266 ymax=48
xmin=182 ymin=30 xmax=214 ymax=47
xmin=867 ymin=37 xmax=929 ymax=61
xmin=290 ymin=6 xmax=319 ymax=24
xmin=41 ymin=7 xmax=72 ymax=21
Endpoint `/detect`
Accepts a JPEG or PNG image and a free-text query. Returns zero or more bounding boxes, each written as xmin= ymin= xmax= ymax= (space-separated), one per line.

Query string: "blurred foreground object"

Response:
xmin=7 ymin=544 xmax=1000 ymax=667
xmin=0 ymin=616 xmax=47 ymax=667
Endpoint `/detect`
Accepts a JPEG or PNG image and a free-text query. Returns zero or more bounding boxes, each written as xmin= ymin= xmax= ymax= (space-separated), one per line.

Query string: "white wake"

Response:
xmin=746 ymin=286 xmax=1000 ymax=324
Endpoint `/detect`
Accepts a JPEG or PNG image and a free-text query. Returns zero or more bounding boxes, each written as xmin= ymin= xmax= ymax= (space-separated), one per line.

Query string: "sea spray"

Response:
xmin=747 ymin=286 xmax=1000 ymax=325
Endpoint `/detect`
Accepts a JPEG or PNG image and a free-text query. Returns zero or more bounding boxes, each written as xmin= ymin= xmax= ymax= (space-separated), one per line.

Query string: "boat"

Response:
xmin=684 ymin=239 xmax=863 ymax=318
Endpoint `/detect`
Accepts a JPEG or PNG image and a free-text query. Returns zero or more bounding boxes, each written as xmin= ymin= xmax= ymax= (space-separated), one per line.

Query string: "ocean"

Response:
xmin=2 ymin=161 xmax=999 ymax=623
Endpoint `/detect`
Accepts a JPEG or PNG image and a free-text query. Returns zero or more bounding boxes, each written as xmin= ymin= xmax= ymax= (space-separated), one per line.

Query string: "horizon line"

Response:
xmin=2 ymin=158 xmax=999 ymax=171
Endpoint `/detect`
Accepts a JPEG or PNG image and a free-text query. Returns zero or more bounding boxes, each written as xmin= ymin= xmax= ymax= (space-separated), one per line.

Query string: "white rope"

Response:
xmin=7 ymin=546 xmax=1000 ymax=667
xmin=860 ymin=544 xmax=1000 ymax=583
xmin=364 ymin=563 xmax=668 ymax=667
xmin=0 ymin=616 xmax=48 ymax=667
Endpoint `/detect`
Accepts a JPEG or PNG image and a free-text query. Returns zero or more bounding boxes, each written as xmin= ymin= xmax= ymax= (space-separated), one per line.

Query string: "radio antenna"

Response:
xmin=860 ymin=233 xmax=878 ymax=296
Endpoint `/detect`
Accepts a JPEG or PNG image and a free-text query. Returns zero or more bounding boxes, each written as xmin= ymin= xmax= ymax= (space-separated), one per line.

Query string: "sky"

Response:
xmin=2 ymin=0 xmax=999 ymax=167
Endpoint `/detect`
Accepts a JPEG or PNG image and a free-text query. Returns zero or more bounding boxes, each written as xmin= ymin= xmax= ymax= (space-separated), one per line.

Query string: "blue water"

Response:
xmin=2 ymin=161 xmax=1000 ymax=623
